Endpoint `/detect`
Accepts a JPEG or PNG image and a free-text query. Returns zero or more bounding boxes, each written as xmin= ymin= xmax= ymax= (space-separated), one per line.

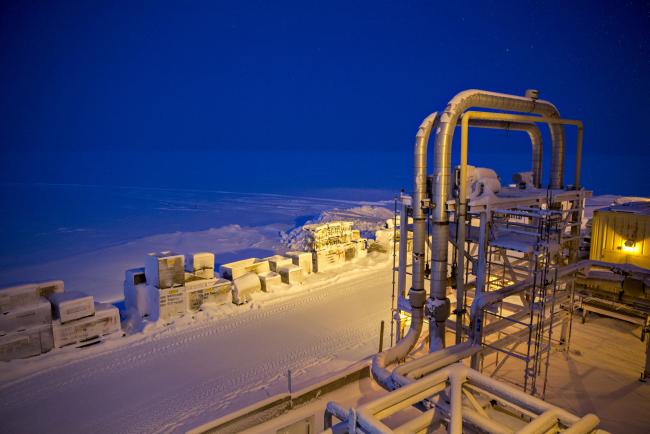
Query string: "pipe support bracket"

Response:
xmin=426 ymin=297 xmax=451 ymax=322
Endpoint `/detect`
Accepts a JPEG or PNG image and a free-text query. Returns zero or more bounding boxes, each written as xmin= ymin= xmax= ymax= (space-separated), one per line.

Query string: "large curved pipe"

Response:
xmin=373 ymin=111 xmax=546 ymax=386
xmin=371 ymin=112 xmax=437 ymax=388
xmin=412 ymin=112 xmax=437 ymax=297
xmin=429 ymin=89 xmax=565 ymax=351
xmin=464 ymin=119 xmax=543 ymax=188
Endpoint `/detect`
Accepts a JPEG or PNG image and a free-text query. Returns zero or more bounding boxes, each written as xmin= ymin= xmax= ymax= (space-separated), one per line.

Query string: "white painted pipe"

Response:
xmin=563 ymin=414 xmax=601 ymax=434
xmin=465 ymin=368 xmax=580 ymax=425
xmin=514 ymin=409 xmax=561 ymax=434
xmin=448 ymin=367 xmax=465 ymax=434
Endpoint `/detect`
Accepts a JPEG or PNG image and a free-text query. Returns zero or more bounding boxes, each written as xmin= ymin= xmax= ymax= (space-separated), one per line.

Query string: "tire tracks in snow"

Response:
xmin=0 ymin=267 xmax=391 ymax=413
xmin=111 ymin=312 xmax=382 ymax=434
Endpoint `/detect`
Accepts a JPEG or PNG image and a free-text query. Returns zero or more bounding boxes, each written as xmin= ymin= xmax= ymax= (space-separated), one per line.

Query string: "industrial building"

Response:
xmin=188 ymin=89 xmax=650 ymax=434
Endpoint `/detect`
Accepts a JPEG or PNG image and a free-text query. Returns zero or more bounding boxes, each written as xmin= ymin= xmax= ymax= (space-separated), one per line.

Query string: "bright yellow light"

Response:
xmin=621 ymin=240 xmax=639 ymax=254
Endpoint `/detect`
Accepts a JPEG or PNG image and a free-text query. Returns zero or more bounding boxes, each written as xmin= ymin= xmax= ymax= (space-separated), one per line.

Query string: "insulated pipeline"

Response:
xmin=429 ymin=89 xmax=566 ymax=351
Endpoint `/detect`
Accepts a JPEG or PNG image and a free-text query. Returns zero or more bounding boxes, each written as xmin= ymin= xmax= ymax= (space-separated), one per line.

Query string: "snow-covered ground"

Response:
xmin=0 ymin=256 xmax=395 ymax=433
xmin=1 ymin=184 xmax=649 ymax=433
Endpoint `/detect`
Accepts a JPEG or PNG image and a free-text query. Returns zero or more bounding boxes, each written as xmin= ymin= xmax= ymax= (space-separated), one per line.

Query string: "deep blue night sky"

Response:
xmin=1 ymin=0 xmax=648 ymax=196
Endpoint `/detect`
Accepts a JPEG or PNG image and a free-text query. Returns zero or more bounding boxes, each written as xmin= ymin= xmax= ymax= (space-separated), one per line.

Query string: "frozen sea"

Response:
xmin=0 ymin=182 xmax=395 ymax=301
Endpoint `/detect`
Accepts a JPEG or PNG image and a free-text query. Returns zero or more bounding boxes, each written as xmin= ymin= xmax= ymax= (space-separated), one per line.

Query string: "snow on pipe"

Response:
xmin=462 ymin=118 xmax=543 ymax=188
xmin=372 ymin=308 xmax=425 ymax=389
xmin=392 ymin=307 xmax=564 ymax=386
xmin=371 ymin=112 xmax=437 ymax=389
xmin=452 ymin=118 xmax=543 ymax=345
xmin=429 ymin=89 xmax=566 ymax=352
xmin=388 ymin=261 xmax=578 ymax=387
xmin=356 ymin=365 xmax=601 ymax=434
xmin=374 ymin=107 xmax=548 ymax=386
xmin=324 ymin=401 xmax=350 ymax=429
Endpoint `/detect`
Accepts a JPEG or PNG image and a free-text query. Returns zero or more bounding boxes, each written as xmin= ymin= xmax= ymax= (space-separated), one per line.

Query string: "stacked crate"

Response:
xmin=285 ymin=251 xmax=313 ymax=275
xmin=49 ymin=289 xmax=121 ymax=348
xmin=146 ymin=251 xmax=186 ymax=320
xmin=125 ymin=251 xmax=234 ymax=321
xmin=0 ymin=281 xmax=60 ymax=361
xmin=303 ymin=221 xmax=368 ymax=272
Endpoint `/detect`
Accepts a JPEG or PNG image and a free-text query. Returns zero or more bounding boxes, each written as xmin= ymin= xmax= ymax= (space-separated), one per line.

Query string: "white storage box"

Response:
xmin=0 ymin=297 xmax=51 ymax=333
xmin=185 ymin=286 xmax=204 ymax=312
xmin=203 ymin=279 xmax=232 ymax=305
xmin=184 ymin=277 xmax=217 ymax=312
xmin=354 ymin=239 xmax=368 ymax=258
xmin=145 ymin=251 xmax=185 ymax=289
xmin=0 ymin=324 xmax=53 ymax=361
xmin=0 ymin=280 xmax=64 ymax=313
xmin=52 ymin=303 xmax=121 ymax=348
xmin=219 ymin=258 xmax=270 ymax=280
xmin=232 ymin=272 xmax=260 ymax=305
xmin=48 ymin=291 xmax=95 ymax=324
xmin=286 ymin=251 xmax=313 ymax=275
xmin=278 ymin=264 xmax=304 ymax=285
xmin=37 ymin=280 xmax=65 ymax=298
xmin=313 ymin=248 xmax=346 ymax=272
xmin=158 ymin=286 xmax=186 ymax=320
xmin=265 ymin=255 xmax=294 ymax=272
xmin=124 ymin=283 xmax=157 ymax=319
xmin=259 ymin=271 xmax=281 ymax=292
xmin=185 ymin=252 xmax=215 ymax=279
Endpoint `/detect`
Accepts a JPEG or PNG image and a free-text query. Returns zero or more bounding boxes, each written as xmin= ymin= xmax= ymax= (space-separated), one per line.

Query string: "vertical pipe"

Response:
xmin=371 ymin=113 xmax=436 ymax=388
xmin=644 ymin=328 xmax=650 ymax=381
xmin=398 ymin=195 xmax=409 ymax=299
xmin=448 ymin=369 xmax=464 ymax=434
xmin=379 ymin=320 xmax=385 ymax=353
xmin=475 ymin=212 xmax=488 ymax=297
xmin=453 ymin=115 xmax=470 ymax=345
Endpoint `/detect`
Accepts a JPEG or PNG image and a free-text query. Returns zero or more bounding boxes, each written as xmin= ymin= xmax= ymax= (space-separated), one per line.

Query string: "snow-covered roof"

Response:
xmin=598 ymin=201 xmax=650 ymax=216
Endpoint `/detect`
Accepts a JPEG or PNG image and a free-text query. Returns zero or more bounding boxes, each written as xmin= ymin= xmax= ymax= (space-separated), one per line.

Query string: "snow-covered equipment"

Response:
xmin=512 ymin=171 xmax=535 ymax=189
xmin=145 ymin=251 xmax=185 ymax=289
xmin=48 ymin=291 xmax=95 ymax=324
xmin=124 ymin=268 xmax=155 ymax=318
xmin=353 ymin=239 xmax=368 ymax=258
xmin=185 ymin=252 xmax=215 ymax=279
xmin=232 ymin=272 xmax=260 ymax=305
xmin=278 ymin=264 xmax=304 ymax=285
xmin=264 ymin=255 xmax=294 ymax=273
xmin=184 ymin=276 xmax=218 ymax=312
xmin=219 ymin=258 xmax=270 ymax=280
xmin=590 ymin=201 xmax=650 ymax=270
xmin=202 ymin=278 xmax=233 ymax=305
xmin=51 ymin=303 xmax=121 ymax=348
xmin=0 ymin=324 xmax=53 ymax=361
xmin=158 ymin=286 xmax=186 ymax=320
xmin=455 ymin=165 xmax=501 ymax=200
xmin=285 ymin=251 xmax=313 ymax=275
xmin=0 ymin=297 xmax=51 ymax=334
xmin=302 ymin=221 xmax=368 ymax=272
xmin=0 ymin=280 xmax=63 ymax=313
xmin=259 ymin=271 xmax=281 ymax=292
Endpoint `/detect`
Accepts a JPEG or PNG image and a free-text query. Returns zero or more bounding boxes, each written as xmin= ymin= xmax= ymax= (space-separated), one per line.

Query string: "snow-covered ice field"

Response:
xmin=0 ymin=183 xmax=393 ymax=301
xmin=1 ymin=183 xmax=649 ymax=433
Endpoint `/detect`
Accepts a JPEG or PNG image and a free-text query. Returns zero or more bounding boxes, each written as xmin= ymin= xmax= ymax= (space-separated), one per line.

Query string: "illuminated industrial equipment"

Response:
xmin=189 ymin=89 xmax=642 ymax=434
xmin=590 ymin=201 xmax=650 ymax=269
